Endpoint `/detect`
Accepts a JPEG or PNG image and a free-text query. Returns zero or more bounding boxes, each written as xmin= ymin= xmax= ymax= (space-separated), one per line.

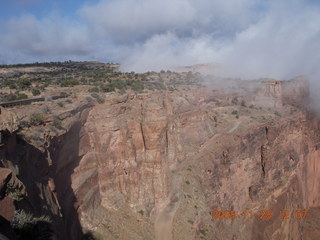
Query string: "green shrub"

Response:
xmin=100 ymin=84 xmax=115 ymax=92
xmin=96 ymin=97 xmax=105 ymax=104
xmin=199 ymin=229 xmax=208 ymax=236
xmin=131 ymin=81 xmax=144 ymax=92
xmin=112 ymin=79 xmax=127 ymax=90
xmin=57 ymin=102 xmax=64 ymax=107
xmin=5 ymin=182 xmax=24 ymax=201
xmin=88 ymin=87 xmax=100 ymax=93
xmin=231 ymin=110 xmax=238 ymax=115
xmin=52 ymin=117 xmax=62 ymax=129
xmin=17 ymin=79 xmax=31 ymax=90
xmin=32 ymin=88 xmax=41 ymax=96
xmin=16 ymin=93 xmax=28 ymax=100
xmin=59 ymin=78 xmax=79 ymax=87
xmin=8 ymin=82 xmax=17 ymax=89
xmin=91 ymin=93 xmax=99 ymax=99
xmin=59 ymin=92 xmax=68 ymax=97
xmin=231 ymin=97 xmax=238 ymax=105
xmin=30 ymin=114 xmax=44 ymax=126
xmin=187 ymin=219 xmax=194 ymax=225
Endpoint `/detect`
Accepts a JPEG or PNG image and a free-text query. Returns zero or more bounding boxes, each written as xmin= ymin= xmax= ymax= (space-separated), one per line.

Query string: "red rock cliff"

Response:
xmin=1 ymin=77 xmax=319 ymax=240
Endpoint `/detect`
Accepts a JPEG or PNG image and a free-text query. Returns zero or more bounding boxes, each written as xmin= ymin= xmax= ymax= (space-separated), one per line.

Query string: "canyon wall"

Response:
xmin=0 ymin=103 xmax=92 ymax=239
xmin=1 ymin=77 xmax=320 ymax=240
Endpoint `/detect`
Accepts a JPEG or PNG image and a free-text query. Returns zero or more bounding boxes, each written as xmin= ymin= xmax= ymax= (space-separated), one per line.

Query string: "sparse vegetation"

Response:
xmin=30 ymin=132 xmax=41 ymax=142
xmin=90 ymin=93 xmax=104 ymax=104
xmin=275 ymin=111 xmax=281 ymax=116
xmin=42 ymin=105 xmax=51 ymax=114
xmin=52 ymin=117 xmax=62 ymax=129
xmin=5 ymin=182 xmax=24 ymax=201
xmin=60 ymin=92 xmax=68 ymax=97
xmin=57 ymin=102 xmax=64 ymax=107
xmin=30 ymin=113 xmax=44 ymax=126
xmin=11 ymin=210 xmax=54 ymax=240
xmin=231 ymin=110 xmax=238 ymax=115
xmin=199 ymin=229 xmax=208 ymax=236
xmin=17 ymin=79 xmax=31 ymax=90
xmin=131 ymin=81 xmax=144 ymax=92
xmin=231 ymin=97 xmax=238 ymax=105
xmin=32 ymin=88 xmax=41 ymax=96
xmin=96 ymin=97 xmax=105 ymax=104
xmin=59 ymin=78 xmax=79 ymax=87
xmin=138 ymin=210 xmax=144 ymax=216
xmin=1 ymin=92 xmax=29 ymax=102
xmin=88 ymin=87 xmax=100 ymax=93
xmin=187 ymin=219 xmax=194 ymax=225
xmin=0 ymin=61 xmax=204 ymax=103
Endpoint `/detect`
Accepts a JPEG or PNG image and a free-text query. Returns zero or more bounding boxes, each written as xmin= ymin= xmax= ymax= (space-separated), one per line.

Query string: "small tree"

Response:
xmin=11 ymin=210 xmax=54 ymax=240
xmin=32 ymin=88 xmax=41 ymax=96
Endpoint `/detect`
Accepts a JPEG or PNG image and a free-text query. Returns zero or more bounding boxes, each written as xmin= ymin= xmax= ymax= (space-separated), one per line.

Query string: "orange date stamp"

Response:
xmin=210 ymin=210 xmax=308 ymax=220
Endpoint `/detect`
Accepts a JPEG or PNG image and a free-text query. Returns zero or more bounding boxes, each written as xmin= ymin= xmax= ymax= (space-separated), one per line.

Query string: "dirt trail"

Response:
xmin=227 ymin=121 xmax=241 ymax=133
xmin=154 ymin=171 xmax=182 ymax=240
xmin=154 ymin=192 xmax=181 ymax=240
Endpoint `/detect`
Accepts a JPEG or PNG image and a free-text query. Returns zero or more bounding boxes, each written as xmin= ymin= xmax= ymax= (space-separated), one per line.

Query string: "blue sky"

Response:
xmin=0 ymin=0 xmax=95 ymax=19
xmin=0 ymin=0 xmax=320 ymax=81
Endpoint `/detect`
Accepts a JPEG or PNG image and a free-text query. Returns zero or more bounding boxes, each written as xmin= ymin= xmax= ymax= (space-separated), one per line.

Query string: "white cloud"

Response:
xmin=216 ymin=0 xmax=320 ymax=80
xmin=1 ymin=0 xmax=320 ymax=84
xmin=0 ymin=13 xmax=91 ymax=63
xmin=79 ymin=0 xmax=196 ymax=43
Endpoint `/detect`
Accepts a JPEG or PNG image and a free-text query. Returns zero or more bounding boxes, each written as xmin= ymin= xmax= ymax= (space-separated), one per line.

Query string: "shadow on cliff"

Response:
xmin=0 ymin=120 xmax=89 ymax=240
xmin=0 ymin=129 xmax=67 ymax=239
xmin=48 ymin=120 xmax=86 ymax=240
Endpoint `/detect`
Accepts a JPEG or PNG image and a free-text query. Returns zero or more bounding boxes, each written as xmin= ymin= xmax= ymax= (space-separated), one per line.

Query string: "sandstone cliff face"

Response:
xmin=191 ymin=112 xmax=320 ymax=240
xmin=61 ymin=77 xmax=320 ymax=240
xmin=1 ymin=77 xmax=319 ymax=240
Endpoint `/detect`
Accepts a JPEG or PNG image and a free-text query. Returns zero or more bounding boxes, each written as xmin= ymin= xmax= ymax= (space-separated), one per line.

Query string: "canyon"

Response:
xmin=1 ymin=74 xmax=320 ymax=240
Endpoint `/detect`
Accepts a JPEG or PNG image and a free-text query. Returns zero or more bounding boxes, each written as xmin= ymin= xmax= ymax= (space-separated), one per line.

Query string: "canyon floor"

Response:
xmin=0 ymin=62 xmax=320 ymax=240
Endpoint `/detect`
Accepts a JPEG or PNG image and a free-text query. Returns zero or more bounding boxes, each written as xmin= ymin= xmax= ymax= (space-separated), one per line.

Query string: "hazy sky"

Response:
xmin=1 ymin=0 xmax=320 ymax=80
